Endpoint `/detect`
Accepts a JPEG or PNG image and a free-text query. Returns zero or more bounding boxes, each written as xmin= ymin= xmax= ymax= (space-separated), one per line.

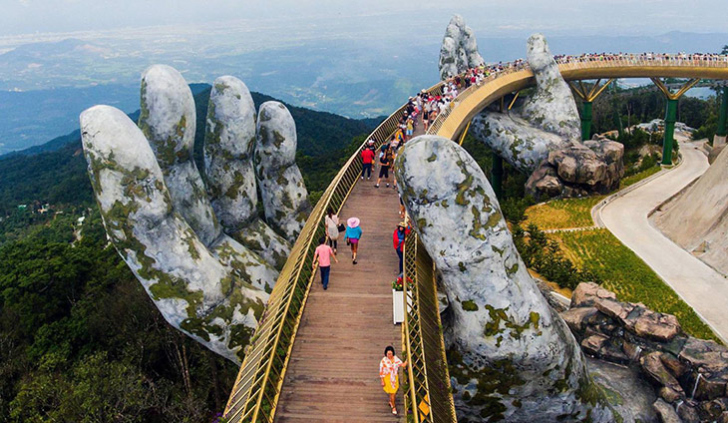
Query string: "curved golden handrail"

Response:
xmin=429 ymin=55 xmax=728 ymax=139
xmin=223 ymin=78 xmax=445 ymax=423
xmin=401 ymin=224 xmax=457 ymax=422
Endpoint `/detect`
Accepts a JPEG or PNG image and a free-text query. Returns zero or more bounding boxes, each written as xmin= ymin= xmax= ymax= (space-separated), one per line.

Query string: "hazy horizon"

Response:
xmin=1 ymin=1 xmax=727 ymax=154
xmin=3 ymin=0 xmax=728 ymax=40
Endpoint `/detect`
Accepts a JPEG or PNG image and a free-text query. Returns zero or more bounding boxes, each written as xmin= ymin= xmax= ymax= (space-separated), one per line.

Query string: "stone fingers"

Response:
xmin=395 ymin=135 xmax=612 ymax=422
xmin=521 ymin=34 xmax=581 ymax=141
xmin=255 ymin=102 xmax=311 ymax=242
xmin=81 ymin=105 xmax=264 ymax=363
xmin=139 ymin=65 xmax=222 ymax=246
xmin=203 ymin=77 xmax=292 ymax=268
xmin=204 ymin=76 xmax=259 ymax=231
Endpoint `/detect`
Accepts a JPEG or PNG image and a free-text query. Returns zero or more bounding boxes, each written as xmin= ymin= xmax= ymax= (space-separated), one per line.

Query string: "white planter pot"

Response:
xmin=392 ymin=289 xmax=412 ymax=325
xmin=393 ymin=290 xmax=404 ymax=325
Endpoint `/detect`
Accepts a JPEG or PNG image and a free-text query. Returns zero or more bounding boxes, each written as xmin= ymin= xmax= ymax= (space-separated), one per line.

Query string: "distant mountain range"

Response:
xmin=0 ymin=31 xmax=726 ymax=154
xmin=0 ymin=84 xmax=381 ymax=215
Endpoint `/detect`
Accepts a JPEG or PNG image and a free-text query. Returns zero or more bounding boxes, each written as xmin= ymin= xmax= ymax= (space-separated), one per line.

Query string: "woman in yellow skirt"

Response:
xmin=379 ymin=345 xmax=408 ymax=415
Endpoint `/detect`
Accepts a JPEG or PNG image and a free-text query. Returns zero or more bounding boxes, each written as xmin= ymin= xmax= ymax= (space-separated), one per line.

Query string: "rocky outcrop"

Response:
xmin=438 ymin=15 xmax=484 ymax=80
xmin=564 ymin=282 xmax=728 ymax=422
xmin=80 ymin=65 xmax=310 ymax=363
xmin=396 ymin=136 xmax=614 ymax=422
xmin=654 ymin=145 xmax=728 ymax=276
xmin=525 ymin=141 xmax=624 ymax=198
xmin=469 ymin=34 xmax=624 ymax=199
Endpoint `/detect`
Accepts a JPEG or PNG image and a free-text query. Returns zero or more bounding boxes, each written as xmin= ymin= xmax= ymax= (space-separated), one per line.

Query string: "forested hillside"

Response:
xmin=0 ymin=88 xmax=380 ymax=422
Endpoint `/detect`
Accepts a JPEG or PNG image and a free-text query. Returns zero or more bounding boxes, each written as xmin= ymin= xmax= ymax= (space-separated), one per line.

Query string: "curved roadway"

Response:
xmin=596 ymin=140 xmax=728 ymax=343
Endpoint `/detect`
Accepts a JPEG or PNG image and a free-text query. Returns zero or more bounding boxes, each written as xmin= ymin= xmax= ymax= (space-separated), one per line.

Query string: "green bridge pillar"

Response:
xmin=651 ymin=77 xmax=700 ymax=165
xmin=491 ymin=153 xmax=503 ymax=198
xmin=662 ymin=98 xmax=678 ymax=165
xmin=581 ymin=101 xmax=593 ymax=141
xmin=715 ymin=87 xmax=728 ymax=146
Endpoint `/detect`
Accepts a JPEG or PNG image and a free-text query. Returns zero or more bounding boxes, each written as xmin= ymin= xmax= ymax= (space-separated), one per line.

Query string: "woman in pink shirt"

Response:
xmin=313 ymin=236 xmax=338 ymax=290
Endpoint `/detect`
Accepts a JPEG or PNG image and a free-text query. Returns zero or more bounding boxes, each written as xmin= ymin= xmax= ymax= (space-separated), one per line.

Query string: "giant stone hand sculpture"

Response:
xmin=439 ymin=15 xmax=485 ymax=80
xmin=468 ymin=34 xmax=623 ymax=198
xmin=80 ymin=65 xmax=310 ymax=364
xmin=395 ymin=136 xmax=614 ymax=422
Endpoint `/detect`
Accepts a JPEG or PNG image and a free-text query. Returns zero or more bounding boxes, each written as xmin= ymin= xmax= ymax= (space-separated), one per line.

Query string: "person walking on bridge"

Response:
xmin=361 ymin=141 xmax=375 ymax=180
xmin=380 ymin=345 xmax=407 ymax=415
xmin=375 ymin=146 xmax=392 ymax=188
xmin=344 ymin=217 xmax=362 ymax=264
xmin=393 ymin=222 xmax=410 ymax=276
xmin=325 ymin=208 xmax=341 ymax=253
xmin=313 ymin=236 xmax=338 ymax=290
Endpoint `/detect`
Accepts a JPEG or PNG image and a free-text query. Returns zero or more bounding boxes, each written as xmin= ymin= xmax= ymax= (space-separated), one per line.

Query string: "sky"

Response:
xmin=2 ymin=0 xmax=727 ymax=38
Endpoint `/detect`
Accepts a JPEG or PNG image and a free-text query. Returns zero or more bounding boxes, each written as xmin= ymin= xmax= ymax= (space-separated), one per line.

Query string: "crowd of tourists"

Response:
xmin=555 ymin=52 xmax=728 ymax=64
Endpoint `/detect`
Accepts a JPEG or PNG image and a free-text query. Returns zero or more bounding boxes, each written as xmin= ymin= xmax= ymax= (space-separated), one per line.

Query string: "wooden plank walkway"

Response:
xmin=275 ymin=171 xmax=406 ymax=422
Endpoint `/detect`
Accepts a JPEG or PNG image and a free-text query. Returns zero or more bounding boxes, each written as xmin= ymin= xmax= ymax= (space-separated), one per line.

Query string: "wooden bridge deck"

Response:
xmin=275 ymin=170 xmax=406 ymax=422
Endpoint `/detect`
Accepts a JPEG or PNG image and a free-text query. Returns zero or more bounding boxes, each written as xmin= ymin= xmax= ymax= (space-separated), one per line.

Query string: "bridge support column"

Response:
xmin=714 ymin=87 xmax=728 ymax=147
xmin=581 ymin=101 xmax=593 ymax=141
xmin=568 ymin=78 xmax=615 ymax=141
xmin=662 ymin=98 xmax=678 ymax=165
xmin=491 ymin=153 xmax=503 ymax=198
xmin=651 ymin=78 xmax=701 ymax=165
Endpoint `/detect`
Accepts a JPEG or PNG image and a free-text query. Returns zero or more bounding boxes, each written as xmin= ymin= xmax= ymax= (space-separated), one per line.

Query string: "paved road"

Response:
xmin=597 ymin=140 xmax=728 ymax=343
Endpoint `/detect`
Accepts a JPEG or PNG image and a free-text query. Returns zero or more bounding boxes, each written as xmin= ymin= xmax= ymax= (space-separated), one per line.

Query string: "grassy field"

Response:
xmin=523 ymin=196 xmax=604 ymax=230
xmin=620 ymin=166 xmax=663 ymax=189
xmin=549 ymin=228 xmax=719 ymax=342
xmin=521 ymin=169 xmax=720 ymax=342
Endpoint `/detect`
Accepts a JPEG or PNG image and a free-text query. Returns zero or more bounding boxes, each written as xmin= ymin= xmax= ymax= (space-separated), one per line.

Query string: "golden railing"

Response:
xmin=427 ymin=55 xmax=728 ymax=138
xmin=401 ymin=229 xmax=457 ymax=422
xmin=223 ymin=80 xmax=447 ymax=422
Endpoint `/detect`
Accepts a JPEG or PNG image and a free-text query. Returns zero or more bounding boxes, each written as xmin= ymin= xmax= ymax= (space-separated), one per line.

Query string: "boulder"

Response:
xmin=560 ymin=307 xmax=599 ymax=333
xmin=633 ymin=311 xmax=682 ymax=342
xmin=622 ymin=340 xmax=645 ymax=362
xmin=594 ymin=298 xmax=633 ymax=323
xmin=571 ymin=282 xmax=617 ymax=308
xmin=701 ymin=399 xmax=726 ymax=420
xmin=652 ymin=398 xmax=682 ymax=423
xmin=659 ymin=386 xmax=682 ymax=403
xmin=679 ymin=338 xmax=728 ymax=375
xmin=582 ymin=333 xmax=610 ymax=356
xmin=661 ymin=353 xmax=689 ymax=379
xmin=686 ymin=371 xmax=727 ymax=401
xmin=677 ymin=403 xmax=701 ymax=423
xmin=526 ymin=141 xmax=624 ymax=199
xmin=640 ymin=352 xmax=684 ymax=395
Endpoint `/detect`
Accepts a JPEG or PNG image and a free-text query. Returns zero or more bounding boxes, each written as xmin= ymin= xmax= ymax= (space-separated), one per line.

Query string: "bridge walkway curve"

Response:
xmin=274 ymin=126 xmax=426 ymax=422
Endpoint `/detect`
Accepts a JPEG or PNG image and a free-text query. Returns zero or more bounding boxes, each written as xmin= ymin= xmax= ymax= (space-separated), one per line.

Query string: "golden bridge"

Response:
xmin=223 ymin=55 xmax=728 ymax=422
